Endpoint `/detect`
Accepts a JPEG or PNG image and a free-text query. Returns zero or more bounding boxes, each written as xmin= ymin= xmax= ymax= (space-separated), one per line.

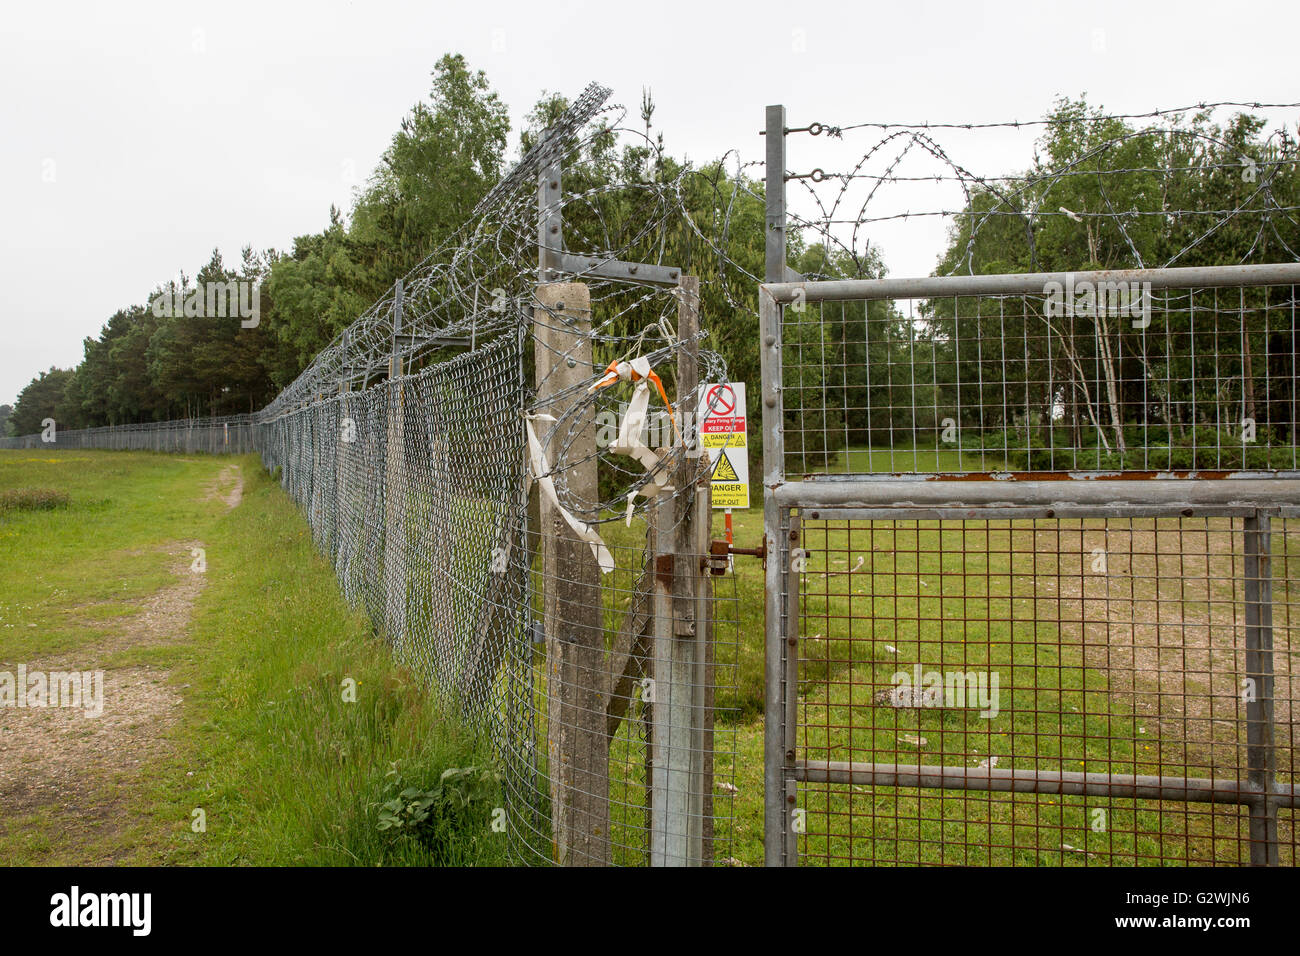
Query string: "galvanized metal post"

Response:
xmin=783 ymin=513 xmax=801 ymax=866
xmin=762 ymin=105 xmax=791 ymax=867
xmin=336 ymin=332 xmax=350 ymax=568
xmin=383 ymin=281 xmax=407 ymax=643
xmin=650 ymin=275 xmax=710 ymax=866
xmin=538 ymin=132 xmax=563 ymax=279
xmin=650 ymin=496 xmax=689 ymax=864
xmin=687 ymin=281 xmax=717 ymax=864
xmin=761 ymin=285 xmax=788 ymax=867
xmin=765 ymin=105 xmax=787 ymax=287
xmin=525 ymin=133 xmax=562 ymax=586
xmin=1244 ymin=512 xmax=1279 ymax=865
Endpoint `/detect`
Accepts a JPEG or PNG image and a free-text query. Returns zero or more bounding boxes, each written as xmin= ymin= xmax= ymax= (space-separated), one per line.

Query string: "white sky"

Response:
xmin=2 ymin=0 xmax=1297 ymax=405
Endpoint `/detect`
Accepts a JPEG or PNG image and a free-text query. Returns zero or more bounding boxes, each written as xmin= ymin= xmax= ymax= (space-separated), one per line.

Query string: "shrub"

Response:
xmin=0 ymin=487 xmax=71 ymax=514
xmin=375 ymin=762 xmax=503 ymax=864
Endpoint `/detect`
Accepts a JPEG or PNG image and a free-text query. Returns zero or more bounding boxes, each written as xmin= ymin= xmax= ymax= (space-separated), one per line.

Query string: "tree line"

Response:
xmin=8 ymin=54 xmax=518 ymax=435
xmin=8 ymin=78 xmax=1297 ymax=479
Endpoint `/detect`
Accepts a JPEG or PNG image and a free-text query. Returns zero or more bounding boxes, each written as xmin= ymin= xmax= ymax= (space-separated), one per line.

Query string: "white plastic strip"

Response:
xmin=524 ymin=414 xmax=614 ymax=574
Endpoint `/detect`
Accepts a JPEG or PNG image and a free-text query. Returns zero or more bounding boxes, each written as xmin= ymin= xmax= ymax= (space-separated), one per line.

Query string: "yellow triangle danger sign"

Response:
xmin=711 ymin=451 xmax=739 ymax=482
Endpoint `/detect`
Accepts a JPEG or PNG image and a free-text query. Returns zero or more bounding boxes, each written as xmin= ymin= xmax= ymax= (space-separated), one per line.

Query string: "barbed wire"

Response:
xmin=774 ymin=101 xmax=1300 ymax=279
xmin=783 ymin=100 xmax=1300 ymax=135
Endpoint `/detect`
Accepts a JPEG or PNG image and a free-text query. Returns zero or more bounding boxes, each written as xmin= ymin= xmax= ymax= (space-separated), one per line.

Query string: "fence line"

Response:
xmin=0 ymin=415 xmax=255 ymax=453
xmin=3 ymin=85 xmax=742 ymax=866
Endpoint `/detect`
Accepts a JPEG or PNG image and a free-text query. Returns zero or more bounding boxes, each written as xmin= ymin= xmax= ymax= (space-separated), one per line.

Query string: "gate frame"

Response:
xmin=757 ymin=260 xmax=1300 ymax=866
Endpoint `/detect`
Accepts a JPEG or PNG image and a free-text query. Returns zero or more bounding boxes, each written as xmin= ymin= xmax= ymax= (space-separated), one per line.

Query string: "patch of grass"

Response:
xmin=0 ymin=450 xmax=505 ymax=867
xmin=152 ymin=461 xmax=509 ymax=866
xmin=830 ymin=444 xmax=999 ymax=474
xmin=0 ymin=450 xmax=223 ymax=660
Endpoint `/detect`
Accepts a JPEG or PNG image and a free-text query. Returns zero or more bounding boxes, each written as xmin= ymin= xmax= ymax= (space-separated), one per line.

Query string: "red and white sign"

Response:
xmin=698 ymin=382 xmax=749 ymax=509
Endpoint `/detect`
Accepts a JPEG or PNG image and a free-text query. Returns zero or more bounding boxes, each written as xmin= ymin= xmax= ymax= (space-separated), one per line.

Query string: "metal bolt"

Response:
xmin=566 ymin=357 xmax=577 ymax=368
xmin=787 ymin=637 xmax=797 ymax=647
xmin=550 ymin=225 xmax=559 ymax=234
xmin=765 ymin=335 xmax=776 ymax=346
xmin=786 ymin=793 xmax=796 ymax=804
xmin=765 ymin=395 xmax=776 ymax=408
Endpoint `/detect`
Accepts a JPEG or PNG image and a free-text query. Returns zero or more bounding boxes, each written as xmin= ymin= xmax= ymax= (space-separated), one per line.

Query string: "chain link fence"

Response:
xmin=0 ymin=415 xmax=255 ymax=453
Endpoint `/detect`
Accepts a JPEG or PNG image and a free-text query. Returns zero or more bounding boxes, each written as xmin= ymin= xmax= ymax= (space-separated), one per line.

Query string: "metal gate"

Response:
xmin=759 ymin=263 xmax=1300 ymax=866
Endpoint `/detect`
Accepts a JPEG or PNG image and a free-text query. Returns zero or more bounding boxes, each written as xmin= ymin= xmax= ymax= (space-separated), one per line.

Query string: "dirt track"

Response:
xmin=0 ymin=464 xmax=243 ymax=862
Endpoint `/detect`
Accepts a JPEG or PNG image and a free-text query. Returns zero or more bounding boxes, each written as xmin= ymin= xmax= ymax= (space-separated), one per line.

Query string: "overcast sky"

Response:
xmin=2 ymin=0 xmax=1297 ymax=405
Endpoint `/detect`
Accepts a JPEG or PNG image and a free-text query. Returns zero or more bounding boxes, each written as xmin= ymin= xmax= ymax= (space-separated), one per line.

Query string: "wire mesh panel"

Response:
xmin=780 ymin=280 xmax=1300 ymax=479
xmin=790 ymin=512 xmax=1295 ymax=866
xmin=256 ymin=335 xmax=527 ymax=726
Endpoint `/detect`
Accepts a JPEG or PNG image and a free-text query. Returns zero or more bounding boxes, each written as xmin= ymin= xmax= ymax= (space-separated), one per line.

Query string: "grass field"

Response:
xmin=0 ymin=450 xmax=505 ymax=865
xmin=2 ymin=445 xmax=1292 ymax=867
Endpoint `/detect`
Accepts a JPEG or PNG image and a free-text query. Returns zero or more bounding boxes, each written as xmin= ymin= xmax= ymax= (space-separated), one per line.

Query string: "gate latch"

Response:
xmin=706 ymin=538 xmax=767 ymax=575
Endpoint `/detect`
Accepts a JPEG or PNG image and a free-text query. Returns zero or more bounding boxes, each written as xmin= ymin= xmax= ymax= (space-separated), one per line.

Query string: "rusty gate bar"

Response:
xmin=794 ymin=761 xmax=1300 ymax=807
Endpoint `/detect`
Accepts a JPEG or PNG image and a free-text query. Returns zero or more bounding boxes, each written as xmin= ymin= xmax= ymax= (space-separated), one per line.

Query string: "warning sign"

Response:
xmin=711 ymin=451 xmax=739 ymax=482
xmin=698 ymin=383 xmax=749 ymax=509
xmin=699 ymin=383 xmax=747 ymax=449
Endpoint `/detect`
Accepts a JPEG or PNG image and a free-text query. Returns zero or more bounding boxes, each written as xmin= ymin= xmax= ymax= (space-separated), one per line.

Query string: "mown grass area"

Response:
xmin=827 ymin=444 xmax=1002 ymax=474
xmin=0 ymin=450 xmax=506 ymax=866
xmin=0 ymin=451 xmax=217 ymax=664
